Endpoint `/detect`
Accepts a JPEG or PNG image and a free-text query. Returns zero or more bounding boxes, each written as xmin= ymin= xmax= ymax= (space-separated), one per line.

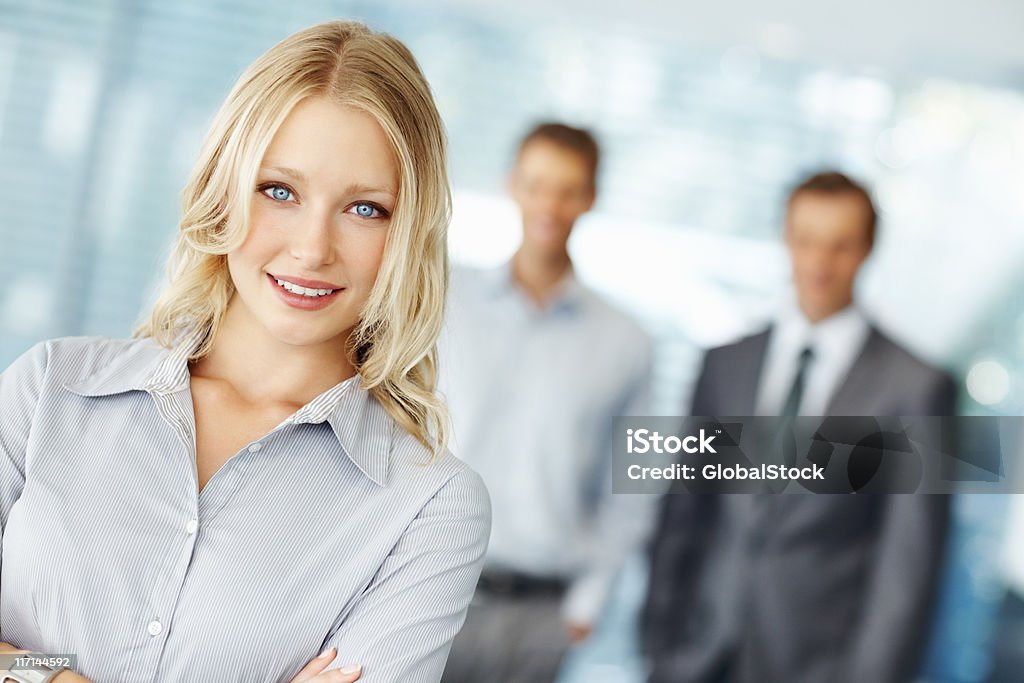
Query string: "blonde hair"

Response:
xmin=137 ymin=21 xmax=451 ymax=456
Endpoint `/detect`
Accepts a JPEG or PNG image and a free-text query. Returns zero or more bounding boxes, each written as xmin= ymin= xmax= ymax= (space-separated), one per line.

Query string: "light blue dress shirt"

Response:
xmin=440 ymin=263 xmax=654 ymax=625
xmin=0 ymin=334 xmax=490 ymax=682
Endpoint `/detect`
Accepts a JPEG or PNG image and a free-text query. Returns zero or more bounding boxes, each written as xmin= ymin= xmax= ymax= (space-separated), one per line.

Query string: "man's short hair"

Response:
xmin=787 ymin=171 xmax=878 ymax=247
xmin=517 ymin=122 xmax=600 ymax=189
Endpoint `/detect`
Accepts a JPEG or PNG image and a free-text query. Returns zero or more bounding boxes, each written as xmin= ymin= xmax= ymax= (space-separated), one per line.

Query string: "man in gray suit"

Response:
xmin=642 ymin=171 xmax=956 ymax=683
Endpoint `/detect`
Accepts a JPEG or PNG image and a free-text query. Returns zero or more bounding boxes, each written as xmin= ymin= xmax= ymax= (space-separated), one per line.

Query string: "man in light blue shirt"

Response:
xmin=440 ymin=123 xmax=654 ymax=683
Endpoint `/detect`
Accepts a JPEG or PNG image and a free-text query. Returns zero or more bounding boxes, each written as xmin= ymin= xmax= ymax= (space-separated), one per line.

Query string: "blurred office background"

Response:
xmin=2 ymin=1 xmax=1023 ymax=681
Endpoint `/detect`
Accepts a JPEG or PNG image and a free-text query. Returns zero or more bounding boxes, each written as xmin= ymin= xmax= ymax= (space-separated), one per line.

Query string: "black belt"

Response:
xmin=477 ymin=570 xmax=567 ymax=597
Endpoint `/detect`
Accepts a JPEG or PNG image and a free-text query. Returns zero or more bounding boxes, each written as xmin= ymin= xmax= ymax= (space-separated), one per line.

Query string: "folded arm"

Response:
xmin=317 ymin=468 xmax=490 ymax=682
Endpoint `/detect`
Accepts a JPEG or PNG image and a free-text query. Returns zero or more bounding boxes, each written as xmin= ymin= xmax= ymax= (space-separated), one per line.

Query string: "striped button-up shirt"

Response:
xmin=0 ymin=335 xmax=490 ymax=682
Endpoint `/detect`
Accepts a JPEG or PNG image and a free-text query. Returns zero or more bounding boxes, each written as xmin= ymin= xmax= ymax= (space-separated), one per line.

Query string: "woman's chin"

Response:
xmin=261 ymin=321 xmax=350 ymax=350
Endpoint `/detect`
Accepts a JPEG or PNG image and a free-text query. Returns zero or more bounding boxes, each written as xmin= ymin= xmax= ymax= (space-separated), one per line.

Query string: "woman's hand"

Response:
xmin=1 ymin=642 xmax=29 ymax=683
xmin=289 ymin=647 xmax=361 ymax=682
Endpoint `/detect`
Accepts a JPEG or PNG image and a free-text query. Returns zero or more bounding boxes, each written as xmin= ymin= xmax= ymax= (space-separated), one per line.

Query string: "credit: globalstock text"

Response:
xmin=627 ymin=462 xmax=826 ymax=481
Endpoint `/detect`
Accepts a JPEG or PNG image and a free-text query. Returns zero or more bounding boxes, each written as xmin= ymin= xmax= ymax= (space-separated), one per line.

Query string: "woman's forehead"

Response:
xmin=260 ymin=98 xmax=399 ymax=196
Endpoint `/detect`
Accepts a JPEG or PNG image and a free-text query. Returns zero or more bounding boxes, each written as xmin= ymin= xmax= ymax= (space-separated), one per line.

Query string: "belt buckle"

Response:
xmin=492 ymin=573 xmax=518 ymax=594
xmin=480 ymin=571 xmax=519 ymax=595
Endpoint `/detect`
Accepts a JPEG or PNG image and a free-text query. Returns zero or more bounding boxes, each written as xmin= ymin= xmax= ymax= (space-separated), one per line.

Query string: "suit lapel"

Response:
xmin=825 ymin=326 xmax=885 ymax=415
xmin=732 ymin=329 xmax=771 ymax=415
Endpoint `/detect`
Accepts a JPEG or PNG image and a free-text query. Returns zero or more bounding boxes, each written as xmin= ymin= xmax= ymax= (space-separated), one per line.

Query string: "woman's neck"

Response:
xmin=190 ymin=301 xmax=355 ymax=408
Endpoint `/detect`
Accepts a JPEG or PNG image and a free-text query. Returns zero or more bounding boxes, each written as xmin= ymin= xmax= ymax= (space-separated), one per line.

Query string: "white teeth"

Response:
xmin=273 ymin=277 xmax=335 ymax=297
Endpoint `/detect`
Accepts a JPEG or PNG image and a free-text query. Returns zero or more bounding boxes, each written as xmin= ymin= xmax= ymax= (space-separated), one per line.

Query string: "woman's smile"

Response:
xmin=266 ymin=272 xmax=344 ymax=310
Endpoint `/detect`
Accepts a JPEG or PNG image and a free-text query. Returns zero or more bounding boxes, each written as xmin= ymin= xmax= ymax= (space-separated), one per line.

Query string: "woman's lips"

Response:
xmin=268 ymin=273 xmax=343 ymax=290
xmin=266 ymin=273 xmax=343 ymax=311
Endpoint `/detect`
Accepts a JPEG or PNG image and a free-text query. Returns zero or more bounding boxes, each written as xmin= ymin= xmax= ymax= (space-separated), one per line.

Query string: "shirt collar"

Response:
xmin=322 ymin=379 xmax=394 ymax=486
xmin=64 ymin=330 xmax=393 ymax=487
xmin=774 ymin=297 xmax=869 ymax=358
xmin=62 ymin=330 xmax=201 ymax=397
xmin=287 ymin=374 xmax=393 ymax=486
xmin=483 ymin=260 xmax=588 ymax=314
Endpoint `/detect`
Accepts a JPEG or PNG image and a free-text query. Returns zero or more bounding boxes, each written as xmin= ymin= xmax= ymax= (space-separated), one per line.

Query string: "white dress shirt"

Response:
xmin=755 ymin=298 xmax=871 ymax=416
xmin=440 ymin=263 xmax=654 ymax=625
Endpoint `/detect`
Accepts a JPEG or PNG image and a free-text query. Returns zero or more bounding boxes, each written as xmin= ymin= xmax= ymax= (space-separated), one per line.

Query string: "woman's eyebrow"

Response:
xmin=261 ymin=165 xmax=307 ymax=182
xmin=342 ymin=182 xmax=398 ymax=198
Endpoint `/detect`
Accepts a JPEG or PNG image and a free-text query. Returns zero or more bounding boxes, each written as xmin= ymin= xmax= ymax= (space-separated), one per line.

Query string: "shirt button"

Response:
xmin=185 ymin=519 xmax=198 ymax=535
xmin=247 ymin=443 xmax=263 ymax=453
xmin=147 ymin=620 xmax=163 ymax=637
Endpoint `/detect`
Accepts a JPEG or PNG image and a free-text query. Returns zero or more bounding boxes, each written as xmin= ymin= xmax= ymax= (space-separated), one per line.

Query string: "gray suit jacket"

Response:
xmin=643 ymin=325 xmax=956 ymax=683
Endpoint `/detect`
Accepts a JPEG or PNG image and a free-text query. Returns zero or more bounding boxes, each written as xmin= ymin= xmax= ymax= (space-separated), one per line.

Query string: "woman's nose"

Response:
xmin=288 ymin=212 xmax=336 ymax=267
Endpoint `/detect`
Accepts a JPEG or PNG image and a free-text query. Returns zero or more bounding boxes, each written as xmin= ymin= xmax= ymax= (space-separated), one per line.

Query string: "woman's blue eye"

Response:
xmin=264 ymin=185 xmax=293 ymax=202
xmin=354 ymin=203 xmax=379 ymax=218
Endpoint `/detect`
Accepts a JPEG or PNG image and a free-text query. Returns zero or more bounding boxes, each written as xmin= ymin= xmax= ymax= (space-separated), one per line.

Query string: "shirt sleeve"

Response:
xmin=0 ymin=341 xmax=50 ymax=637
xmin=320 ymin=467 xmax=491 ymax=682
xmin=561 ymin=334 xmax=659 ymax=626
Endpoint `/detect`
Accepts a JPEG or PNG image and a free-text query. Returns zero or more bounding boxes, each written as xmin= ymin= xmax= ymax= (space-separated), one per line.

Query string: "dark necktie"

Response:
xmin=780 ymin=346 xmax=815 ymax=417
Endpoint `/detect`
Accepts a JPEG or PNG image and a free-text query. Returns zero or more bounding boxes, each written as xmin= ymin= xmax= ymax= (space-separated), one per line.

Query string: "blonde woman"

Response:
xmin=0 ymin=21 xmax=490 ymax=683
